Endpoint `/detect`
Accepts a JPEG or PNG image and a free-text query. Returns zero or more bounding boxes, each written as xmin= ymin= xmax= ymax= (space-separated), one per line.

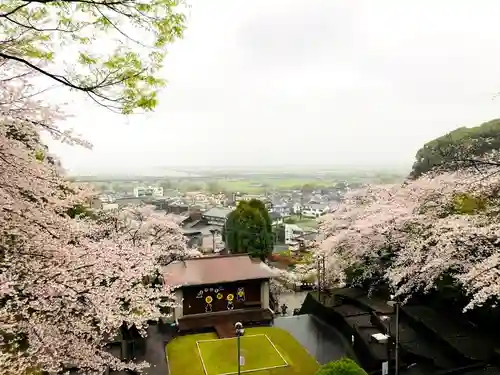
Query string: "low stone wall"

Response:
xmin=299 ymin=292 xmax=379 ymax=371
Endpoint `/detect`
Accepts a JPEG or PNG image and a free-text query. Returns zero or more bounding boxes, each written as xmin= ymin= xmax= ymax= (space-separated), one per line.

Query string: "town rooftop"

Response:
xmin=162 ymin=254 xmax=277 ymax=287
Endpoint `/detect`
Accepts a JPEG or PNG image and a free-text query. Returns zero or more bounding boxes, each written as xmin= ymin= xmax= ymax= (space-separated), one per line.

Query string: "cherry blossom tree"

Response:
xmin=89 ymin=204 xmax=200 ymax=266
xmin=269 ymin=268 xmax=301 ymax=305
xmin=0 ymin=64 xmax=196 ymax=374
xmin=317 ymin=167 xmax=500 ymax=310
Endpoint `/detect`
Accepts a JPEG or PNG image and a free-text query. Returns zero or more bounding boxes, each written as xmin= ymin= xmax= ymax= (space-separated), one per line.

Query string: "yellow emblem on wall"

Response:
xmin=205 ymin=295 xmax=213 ymax=304
xmin=227 ymin=293 xmax=234 ymax=301
xmin=217 ymin=293 xmax=223 ymax=300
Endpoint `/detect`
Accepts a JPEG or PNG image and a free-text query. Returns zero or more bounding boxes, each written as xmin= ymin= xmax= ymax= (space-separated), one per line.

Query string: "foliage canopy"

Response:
xmin=223 ymin=199 xmax=273 ymax=260
xmin=0 ymin=0 xmax=187 ymax=113
xmin=316 ymin=358 xmax=367 ymax=375
xmin=410 ymin=118 xmax=500 ymax=178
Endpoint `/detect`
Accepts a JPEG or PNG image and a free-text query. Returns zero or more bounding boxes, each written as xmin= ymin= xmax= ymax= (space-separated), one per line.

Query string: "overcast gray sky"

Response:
xmin=47 ymin=0 xmax=500 ymax=175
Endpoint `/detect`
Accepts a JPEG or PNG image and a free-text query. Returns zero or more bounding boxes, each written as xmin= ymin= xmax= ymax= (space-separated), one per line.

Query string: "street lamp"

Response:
xmin=235 ymin=322 xmax=244 ymax=375
xmin=379 ymin=315 xmax=391 ymax=375
xmin=387 ymin=295 xmax=400 ymax=375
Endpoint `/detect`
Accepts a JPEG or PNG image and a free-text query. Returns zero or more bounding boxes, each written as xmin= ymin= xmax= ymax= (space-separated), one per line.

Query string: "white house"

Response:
xmin=133 ymin=186 xmax=164 ymax=198
xmin=269 ymin=211 xmax=284 ymax=226
xmin=284 ymin=224 xmax=304 ymax=245
xmin=269 ymin=202 xmax=291 ymax=216
xmin=301 ymin=203 xmax=329 ymax=218
xmin=292 ymin=202 xmax=302 ymax=214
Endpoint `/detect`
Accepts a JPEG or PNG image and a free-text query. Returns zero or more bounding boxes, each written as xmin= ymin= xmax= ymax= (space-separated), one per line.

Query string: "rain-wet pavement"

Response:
xmin=273 ymin=314 xmax=356 ymax=365
xmin=142 ymin=324 xmax=172 ymax=375
xmin=276 ymin=291 xmax=309 ymax=314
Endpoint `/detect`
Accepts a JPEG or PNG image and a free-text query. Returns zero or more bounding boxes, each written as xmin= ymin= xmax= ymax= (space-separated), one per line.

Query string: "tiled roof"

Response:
xmin=162 ymin=254 xmax=277 ymax=287
xmin=269 ymin=211 xmax=282 ymax=220
xmin=308 ymin=203 xmax=328 ymax=210
xmin=202 ymin=207 xmax=233 ymax=219
xmin=182 ymin=224 xmax=221 ymax=236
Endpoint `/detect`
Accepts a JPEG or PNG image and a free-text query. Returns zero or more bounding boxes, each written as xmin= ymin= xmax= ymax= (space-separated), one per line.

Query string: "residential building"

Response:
xmin=284 ymin=224 xmax=304 ymax=245
xmin=98 ymin=194 xmax=116 ymax=203
xmin=182 ymin=224 xmax=224 ymax=253
xmin=166 ymin=202 xmax=190 ymax=215
xmin=233 ymin=194 xmax=272 ymax=209
xmin=234 ymin=193 xmax=265 ymax=202
xmin=133 ymin=186 xmax=163 ymax=198
xmin=201 ymin=207 xmax=233 ymax=227
xmin=115 ymin=197 xmax=154 ymax=207
xmin=269 ymin=201 xmax=291 ymax=216
xmin=168 ymin=213 xmax=191 ymax=226
xmin=301 ymin=203 xmax=329 ymax=218
xmin=292 ymin=202 xmax=302 ymax=214
xmin=180 ymin=208 xmax=231 ymax=253
xmin=269 ymin=211 xmax=284 ymax=226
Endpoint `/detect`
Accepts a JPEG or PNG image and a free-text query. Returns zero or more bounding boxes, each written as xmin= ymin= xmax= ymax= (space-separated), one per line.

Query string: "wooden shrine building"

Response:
xmin=162 ymin=254 xmax=277 ymax=337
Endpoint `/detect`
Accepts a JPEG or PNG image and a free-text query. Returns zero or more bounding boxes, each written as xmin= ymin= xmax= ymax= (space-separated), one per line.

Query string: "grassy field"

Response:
xmin=216 ymin=178 xmax=332 ymax=193
xmin=285 ymin=215 xmax=319 ymax=229
xmin=82 ymin=170 xmax=407 ymax=195
xmin=166 ymin=327 xmax=319 ymax=375
xmin=198 ymin=334 xmax=287 ymax=375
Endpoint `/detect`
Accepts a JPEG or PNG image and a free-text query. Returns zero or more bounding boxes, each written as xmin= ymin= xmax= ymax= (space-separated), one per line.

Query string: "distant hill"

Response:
xmin=410 ymin=118 xmax=500 ymax=178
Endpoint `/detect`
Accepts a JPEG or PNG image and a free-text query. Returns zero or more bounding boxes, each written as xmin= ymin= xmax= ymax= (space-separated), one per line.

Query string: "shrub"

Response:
xmin=268 ymin=253 xmax=297 ymax=266
xmin=315 ymin=357 xmax=367 ymax=375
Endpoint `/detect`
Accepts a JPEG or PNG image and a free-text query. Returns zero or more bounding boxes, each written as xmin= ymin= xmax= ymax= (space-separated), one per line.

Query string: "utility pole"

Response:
xmin=395 ymin=300 xmax=400 ymax=375
xmin=317 ymin=255 xmax=325 ymax=301
xmin=387 ymin=296 xmax=400 ymax=375
xmin=322 ymin=256 xmax=326 ymax=297
xmin=299 ymin=192 xmax=303 ymax=220
xmin=317 ymin=256 xmax=321 ymax=300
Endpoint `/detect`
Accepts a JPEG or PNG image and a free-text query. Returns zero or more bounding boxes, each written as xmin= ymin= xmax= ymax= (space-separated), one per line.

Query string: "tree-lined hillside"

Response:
xmin=411 ymin=118 xmax=500 ymax=178
xmin=314 ymin=121 xmax=500 ymax=312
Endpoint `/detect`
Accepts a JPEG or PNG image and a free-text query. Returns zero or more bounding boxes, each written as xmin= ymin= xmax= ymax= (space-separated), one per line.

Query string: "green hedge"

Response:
xmin=316 ymin=357 xmax=367 ymax=375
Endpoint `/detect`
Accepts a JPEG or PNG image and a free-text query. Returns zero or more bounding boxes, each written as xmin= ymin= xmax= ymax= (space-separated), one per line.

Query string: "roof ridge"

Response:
xmin=186 ymin=253 xmax=253 ymax=261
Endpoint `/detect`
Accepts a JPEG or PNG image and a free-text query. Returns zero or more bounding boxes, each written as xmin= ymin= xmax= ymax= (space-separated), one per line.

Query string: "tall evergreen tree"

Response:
xmin=223 ymin=199 xmax=273 ymax=260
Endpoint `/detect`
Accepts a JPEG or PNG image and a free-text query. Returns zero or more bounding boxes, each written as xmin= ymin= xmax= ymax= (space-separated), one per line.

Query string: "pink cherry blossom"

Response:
xmin=316 ymin=164 xmax=500 ymax=310
xmin=0 ymin=64 xmax=196 ymax=374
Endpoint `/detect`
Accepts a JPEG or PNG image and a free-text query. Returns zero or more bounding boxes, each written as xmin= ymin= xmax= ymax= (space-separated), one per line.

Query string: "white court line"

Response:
xmin=196 ymin=334 xmax=265 ymax=344
xmin=264 ymin=334 xmax=289 ymax=366
xmin=198 ymin=333 xmax=289 ymax=375
xmin=196 ymin=340 xmax=209 ymax=375
xmin=165 ymin=346 xmax=171 ymax=375
xmin=217 ymin=363 xmax=288 ymax=375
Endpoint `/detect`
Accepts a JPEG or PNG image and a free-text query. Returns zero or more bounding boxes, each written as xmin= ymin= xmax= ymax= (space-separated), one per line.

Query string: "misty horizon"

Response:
xmin=44 ymin=0 xmax=500 ymax=174
xmin=68 ymin=162 xmax=413 ymax=177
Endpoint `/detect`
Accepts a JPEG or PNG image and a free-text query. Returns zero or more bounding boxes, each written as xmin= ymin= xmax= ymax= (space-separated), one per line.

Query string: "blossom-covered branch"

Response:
xmin=316 ymin=169 xmax=500 ymax=310
xmin=0 ymin=0 xmax=188 ymax=113
xmin=0 ymin=67 xmax=197 ymax=374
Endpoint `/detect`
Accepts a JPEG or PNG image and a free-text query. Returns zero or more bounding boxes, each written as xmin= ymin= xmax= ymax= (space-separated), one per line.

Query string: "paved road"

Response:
xmin=143 ymin=324 xmax=175 ymax=375
xmin=274 ymin=314 xmax=356 ymax=365
xmin=273 ymin=244 xmax=289 ymax=252
xmin=276 ymin=291 xmax=309 ymax=315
